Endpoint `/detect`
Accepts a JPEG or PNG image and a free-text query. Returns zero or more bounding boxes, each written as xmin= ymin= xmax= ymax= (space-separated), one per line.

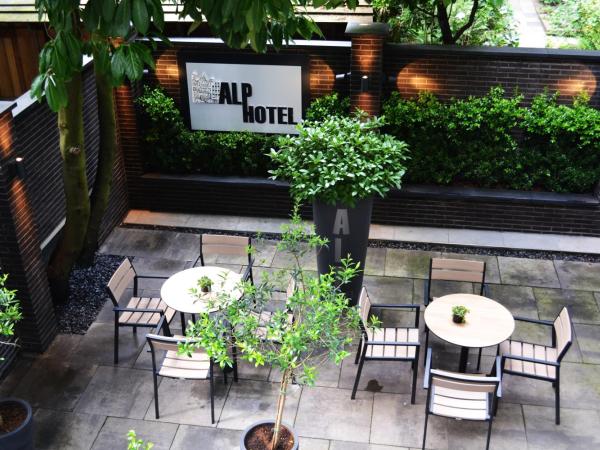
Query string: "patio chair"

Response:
xmin=193 ymin=234 xmax=255 ymax=284
xmin=424 ymin=258 xmax=487 ymax=370
xmin=422 ymin=348 xmax=502 ymax=450
xmin=352 ymin=286 xmax=420 ymax=404
xmin=106 ymin=258 xmax=176 ymax=364
xmin=498 ymin=306 xmax=572 ymax=425
xmin=146 ymin=326 xmax=218 ymax=424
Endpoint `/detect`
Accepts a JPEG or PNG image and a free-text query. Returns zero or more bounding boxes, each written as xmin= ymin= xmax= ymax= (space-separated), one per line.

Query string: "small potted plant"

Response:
xmin=0 ymin=274 xmax=32 ymax=450
xmin=198 ymin=276 xmax=213 ymax=294
xmin=181 ymin=214 xmax=361 ymax=450
xmin=270 ymin=113 xmax=408 ymax=305
xmin=452 ymin=305 xmax=470 ymax=324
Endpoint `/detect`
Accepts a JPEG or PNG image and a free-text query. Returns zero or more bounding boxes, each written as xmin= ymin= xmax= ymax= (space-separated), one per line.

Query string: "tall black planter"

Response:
xmin=313 ymin=197 xmax=373 ymax=306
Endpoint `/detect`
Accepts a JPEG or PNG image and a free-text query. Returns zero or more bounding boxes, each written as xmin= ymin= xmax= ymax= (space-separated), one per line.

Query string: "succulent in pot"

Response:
xmin=452 ymin=305 xmax=470 ymax=324
xmin=180 ymin=214 xmax=362 ymax=450
xmin=198 ymin=276 xmax=213 ymax=293
xmin=269 ymin=112 xmax=408 ymax=305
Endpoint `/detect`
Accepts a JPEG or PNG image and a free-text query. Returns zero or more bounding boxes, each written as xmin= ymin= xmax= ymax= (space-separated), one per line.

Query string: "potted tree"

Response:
xmin=180 ymin=215 xmax=364 ymax=450
xmin=270 ymin=113 xmax=408 ymax=305
xmin=0 ymin=274 xmax=32 ymax=450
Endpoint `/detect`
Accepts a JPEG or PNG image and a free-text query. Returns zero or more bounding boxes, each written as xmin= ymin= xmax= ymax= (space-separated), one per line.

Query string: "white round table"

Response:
xmin=424 ymin=293 xmax=515 ymax=372
xmin=160 ymin=266 xmax=242 ymax=315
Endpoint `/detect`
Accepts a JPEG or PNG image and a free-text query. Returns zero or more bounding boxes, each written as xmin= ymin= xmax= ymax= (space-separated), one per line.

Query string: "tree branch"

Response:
xmin=452 ymin=0 xmax=479 ymax=43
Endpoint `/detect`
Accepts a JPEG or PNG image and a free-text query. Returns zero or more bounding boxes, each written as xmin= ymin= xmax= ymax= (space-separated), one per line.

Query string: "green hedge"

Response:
xmin=382 ymin=88 xmax=600 ymax=193
xmin=136 ymin=87 xmax=600 ymax=194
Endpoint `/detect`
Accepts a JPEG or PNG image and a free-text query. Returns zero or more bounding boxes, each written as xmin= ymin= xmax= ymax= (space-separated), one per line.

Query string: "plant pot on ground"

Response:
xmin=241 ymin=420 xmax=298 ymax=450
xmin=270 ymin=113 xmax=408 ymax=305
xmin=181 ymin=215 xmax=362 ymax=450
xmin=0 ymin=275 xmax=32 ymax=450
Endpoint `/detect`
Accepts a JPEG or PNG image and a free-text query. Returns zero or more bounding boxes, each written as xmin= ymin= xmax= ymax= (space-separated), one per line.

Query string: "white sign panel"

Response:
xmin=185 ymin=62 xmax=303 ymax=134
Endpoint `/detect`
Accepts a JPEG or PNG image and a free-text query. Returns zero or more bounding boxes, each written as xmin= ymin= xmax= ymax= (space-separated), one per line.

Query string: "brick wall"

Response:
xmin=385 ymin=45 xmax=600 ymax=107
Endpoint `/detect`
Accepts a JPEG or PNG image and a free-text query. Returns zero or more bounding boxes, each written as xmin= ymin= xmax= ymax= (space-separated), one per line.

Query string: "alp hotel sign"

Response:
xmin=185 ymin=62 xmax=304 ymax=134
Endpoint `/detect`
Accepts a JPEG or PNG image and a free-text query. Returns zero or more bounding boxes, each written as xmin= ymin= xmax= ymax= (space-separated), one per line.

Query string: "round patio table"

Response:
xmin=160 ymin=266 xmax=242 ymax=315
xmin=424 ymin=293 xmax=515 ymax=373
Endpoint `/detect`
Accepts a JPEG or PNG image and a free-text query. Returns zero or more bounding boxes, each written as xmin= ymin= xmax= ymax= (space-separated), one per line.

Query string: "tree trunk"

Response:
xmin=79 ymin=54 xmax=117 ymax=266
xmin=47 ymin=72 xmax=90 ymax=303
xmin=270 ymin=369 xmax=291 ymax=450
xmin=436 ymin=2 xmax=455 ymax=44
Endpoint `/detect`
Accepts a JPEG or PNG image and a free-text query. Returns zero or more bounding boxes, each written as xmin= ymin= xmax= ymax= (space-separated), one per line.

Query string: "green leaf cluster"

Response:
xmin=382 ymin=88 xmax=600 ymax=193
xmin=270 ymin=114 xmax=409 ymax=206
xmin=127 ymin=430 xmax=153 ymax=450
xmin=135 ymin=87 xmax=275 ymax=176
xmin=304 ymin=92 xmax=350 ymax=122
xmin=0 ymin=274 xmax=22 ymax=344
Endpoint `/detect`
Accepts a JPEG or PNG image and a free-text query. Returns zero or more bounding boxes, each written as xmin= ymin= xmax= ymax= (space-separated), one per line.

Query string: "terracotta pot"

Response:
xmin=240 ymin=420 xmax=298 ymax=450
xmin=0 ymin=398 xmax=34 ymax=450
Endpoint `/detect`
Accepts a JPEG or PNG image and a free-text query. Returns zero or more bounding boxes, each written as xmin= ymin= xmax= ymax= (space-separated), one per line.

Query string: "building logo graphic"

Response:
xmin=190 ymin=71 xmax=221 ymax=104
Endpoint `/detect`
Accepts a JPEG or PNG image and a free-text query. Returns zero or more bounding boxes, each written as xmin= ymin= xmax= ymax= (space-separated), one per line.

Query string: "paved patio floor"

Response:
xmin=3 ymin=226 xmax=600 ymax=450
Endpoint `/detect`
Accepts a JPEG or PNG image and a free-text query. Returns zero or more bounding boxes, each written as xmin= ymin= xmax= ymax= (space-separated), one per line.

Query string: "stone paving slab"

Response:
xmin=554 ymin=260 xmax=600 ymax=291
xmin=574 ymin=323 xmax=600 ymax=364
xmin=170 ymin=425 xmax=240 ymax=449
xmin=34 ymin=409 xmax=106 ymax=450
xmin=534 ymin=288 xmax=600 ymax=324
xmin=385 ymin=250 xmax=441 ymax=279
xmin=91 ymin=417 xmax=178 ymax=450
xmin=485 ymin=284 xmax=538 ymax=318
xmin=498 ymin=257 xmax=560 ymax=288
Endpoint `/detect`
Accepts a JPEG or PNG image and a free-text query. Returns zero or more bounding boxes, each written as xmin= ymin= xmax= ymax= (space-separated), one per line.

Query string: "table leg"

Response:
xmin=459 ymin=347 xmax=469 ymax=373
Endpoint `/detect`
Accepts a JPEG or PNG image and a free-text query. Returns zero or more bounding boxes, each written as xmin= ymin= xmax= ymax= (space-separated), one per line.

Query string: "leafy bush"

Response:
xmin=270 ymin=114 xmax=409 ymax=205
xmin=305 ymin=92 xmax=350 ymax=122
xmin=543 ymin=0 xmax=600 ymax=49
xmin=577 ymin=0 xmax=600 ymax=49
xmin=382 ymin=88 xmax=600 ymax=193
xmin=136 ymin=87 xmax=273 ymax=176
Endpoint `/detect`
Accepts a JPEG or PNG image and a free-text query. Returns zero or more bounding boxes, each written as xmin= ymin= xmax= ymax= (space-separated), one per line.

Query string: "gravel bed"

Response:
xmin=55 ymin=254 xmax=125 ymax=334
xmin=121 ymin=223 xmax=600 ymax=263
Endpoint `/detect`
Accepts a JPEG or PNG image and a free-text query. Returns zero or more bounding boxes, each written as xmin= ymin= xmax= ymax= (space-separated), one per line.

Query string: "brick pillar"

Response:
xmin=0 ymin=106 xmax=57 ymax=352
xmin=346 ymin=22 xmax=389 ymax=116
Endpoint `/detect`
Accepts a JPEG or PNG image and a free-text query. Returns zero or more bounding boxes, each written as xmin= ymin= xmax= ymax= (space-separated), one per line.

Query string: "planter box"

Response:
xmin=131 ymin=173 xmax=600 ymax=237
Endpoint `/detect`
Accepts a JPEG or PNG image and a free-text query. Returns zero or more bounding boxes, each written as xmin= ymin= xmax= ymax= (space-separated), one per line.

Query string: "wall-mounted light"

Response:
xmin=335 ymin=72 xmax=351 ymax=81
xmin=10 ymin=157 xmax=26 ymax=179
xmin=360 ymin=75 xmax=370 ymax=92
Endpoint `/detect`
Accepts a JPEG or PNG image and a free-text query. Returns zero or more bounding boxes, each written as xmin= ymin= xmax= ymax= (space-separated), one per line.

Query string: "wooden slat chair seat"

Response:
xmin=352 ymin=287 xmax=421 ymax=404
xmin=424 ymin=258 xmax=487 ymax=370
xmin=499 ymin=307 xmax=572 ymax=424
xmin=422 ymin=348 xmax=502 ymax=450
xmin=106 ymin=258 xmax=175 ymax=364
xmin=119 ymin=297 xmax=176 ymax=326
xmin=147 ymin=332 xmax=217 ymax=423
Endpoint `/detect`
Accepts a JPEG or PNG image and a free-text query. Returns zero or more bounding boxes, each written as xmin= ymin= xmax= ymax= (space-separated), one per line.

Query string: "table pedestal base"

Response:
xmin=459 ymin=347 xmax=469 ymax=373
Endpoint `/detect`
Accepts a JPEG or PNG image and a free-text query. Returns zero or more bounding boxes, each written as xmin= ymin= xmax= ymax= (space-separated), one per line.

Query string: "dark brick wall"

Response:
xmin=385 ymin=45 xmax=600 ymax=106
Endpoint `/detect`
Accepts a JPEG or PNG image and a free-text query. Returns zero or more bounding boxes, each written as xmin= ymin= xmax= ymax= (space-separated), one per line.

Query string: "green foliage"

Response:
xmin=543 ymin=0 xmax=600 ymax=49
xmin=373 ymin=0 xmax=518 ymax=46
xmin=577 ymin=0 xmax=600 ymax=49
xmin=135 ymin=87 xmax=274 ymax=176
xmin=305 ymin=93 xmax=351 ymax=121
xmin=382 ymin=88 xmax=600 ymax=193
xmin=452 ymin=305 xmax=469 ymax=318
xmin=127 ymin=430 xmax=153 ymax=450
xmin=270 ymin=114 xmax=409 ymax=206
xmin=0 ymin=274 xmax=22 ymax=341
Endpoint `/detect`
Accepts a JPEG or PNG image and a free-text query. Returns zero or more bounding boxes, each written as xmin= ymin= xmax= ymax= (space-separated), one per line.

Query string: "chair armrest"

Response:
xmin=423 ymin=347 xmax=432 ymax=389
xmin=502 ymin=354 xmax=559 ymax=367
xmin=133 ymin=274 xmax=169 ymax=295
xmin=371 ymin=304 xmax=420 ymax=311
xmin=135 ymin=275 xmax=169 ymax=280
xmin=494 ymin=355 xmax=502 ymax=398
xmin=114 ymin=307 xmax=165 ymax=314
xmin=513 ymin=316 xmax=554 ymax=326
xmin=367 ymin=341 xmax=420 ymax=346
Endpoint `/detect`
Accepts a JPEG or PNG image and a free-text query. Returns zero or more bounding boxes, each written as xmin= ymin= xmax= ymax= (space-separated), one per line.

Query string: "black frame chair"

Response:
xmin=498 ymin=306 xmax=572 ymax=425
xmin=146 ymin=319 xmax=219 ymax=424
xmin=106 ymin=258 xmax=175 ymax=364
xmin=424 ymin=258 xmax=488 ymax=371
xmin=352 ymin=286 xmax=421 ymax=404
xmin=193 ymin=233 xmax=255 ymax=284
xmin=422 ymin=348 xmax=502 ymax=450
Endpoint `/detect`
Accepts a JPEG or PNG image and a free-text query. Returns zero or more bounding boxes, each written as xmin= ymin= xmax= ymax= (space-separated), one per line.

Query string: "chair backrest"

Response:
xmin=286 ymin=277 xmax=297 ymax=298
xmin=429 ymin=368 xmax=499 ymax=415
xmin=106 ymin=258 xmax=136 ymax=306
xmin=358 ymin=287 xmax=372 ymax=326
xmin=553 ymin=307 xmax=573 ymax=360
xmin=430 ymin=258 xmax=486 ymax=284
xmin=200 ymin=234 xmax=251 ymax=264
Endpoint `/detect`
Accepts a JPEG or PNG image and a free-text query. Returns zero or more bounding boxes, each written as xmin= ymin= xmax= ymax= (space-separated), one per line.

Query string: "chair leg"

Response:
xmin=555 ymin=381 xmax=560 ymax=425
xmin=485 ymin=419 xmax=493 ymax=450
xmin=153 ymin=373 xmax=160 ymax=419
xmin=210 ymin=365 xmax=215 ymax=424
xmin=180 ymin=312 xmax=186 ymax=334
xmin=354 ymin=337 xmax=362 ymax=364
xmin=477 ymin=348 xmax=482 ymax=372
xmin=132 ymin=326 xmax=137 ymax=334
xmin=113 ymin=315 xmax=119 ymax=365
xmin=232 ymin=344 xmax=239 ymax=382
xmin=351 ymin=345 xmax=368 ymax=400
xmin=423 ymin=328 xmax=429 ymax=366
xmin=411 ymin=359 xmax=418 ymax=405
xmin=422 ymin=411 xmax=429 ymax=450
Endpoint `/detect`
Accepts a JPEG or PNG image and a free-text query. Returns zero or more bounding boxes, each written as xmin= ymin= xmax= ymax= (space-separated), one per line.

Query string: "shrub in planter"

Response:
xmin=181 ymin=216 xmax=364 ymax=450
xmin=304 ymin=92 xmax=350 ymax=122
xmin=270 ymin=114 xmax=408 ymax=304
xmin=0 ymin=274 xmax=32 ymax=450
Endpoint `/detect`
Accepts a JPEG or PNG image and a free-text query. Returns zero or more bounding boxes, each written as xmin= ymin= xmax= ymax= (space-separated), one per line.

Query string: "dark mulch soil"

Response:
xmin=54 ymin=254 xmax=125 ymax=335
xmin=122 ymin=223 xmax=600 ymax=263
xmin=244 ymin=424 xmax=294 ymax=450
xmin=0 ymin=402 xmax=27 ymax=434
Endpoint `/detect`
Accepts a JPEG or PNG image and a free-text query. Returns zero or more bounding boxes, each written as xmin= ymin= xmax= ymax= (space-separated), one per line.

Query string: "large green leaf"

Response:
xmin=132 ymin=0 xmax=149 ymax=34
xmin=114 ymin=0 xmax=132 ymax=36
